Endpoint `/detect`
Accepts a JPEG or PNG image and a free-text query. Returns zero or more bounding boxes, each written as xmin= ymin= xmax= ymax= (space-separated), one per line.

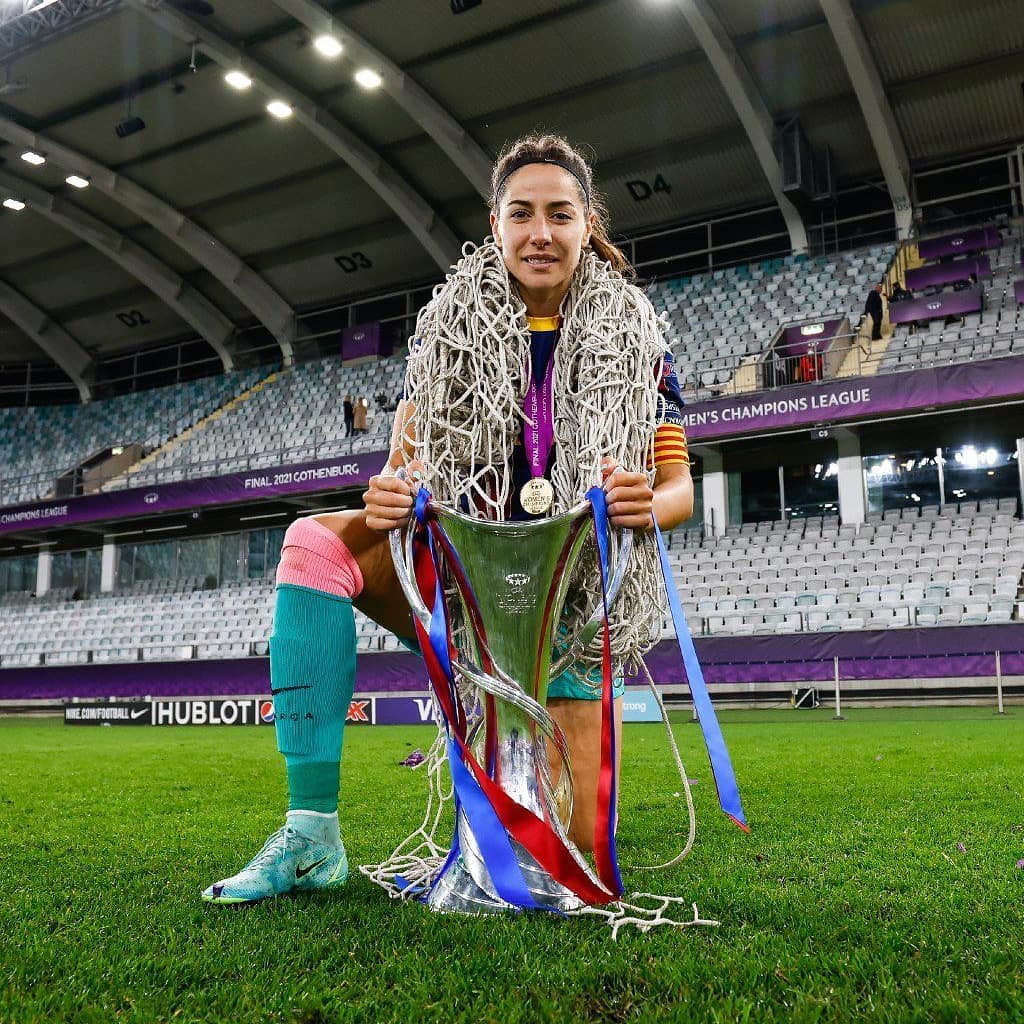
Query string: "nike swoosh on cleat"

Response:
xmin=295 ymin=857 xmax=329 ymax=879
xmin=270 ymin=684 xmax=312 ymax=696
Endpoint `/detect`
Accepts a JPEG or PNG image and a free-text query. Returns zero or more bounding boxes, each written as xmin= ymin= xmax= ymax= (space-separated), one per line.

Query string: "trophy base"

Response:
xmin=424 ymin=816 xmax=588 ymax=916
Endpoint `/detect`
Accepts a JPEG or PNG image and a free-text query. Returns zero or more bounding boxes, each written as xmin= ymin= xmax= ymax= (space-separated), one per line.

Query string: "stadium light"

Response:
xmin=354 ymin=68 xmax=382 ymax=89
xmin=2 ymin=198 xmax=26 ymax=211
xmin=20 ymin=150 xmax=45 ymax=166
xmin=224 ymin=69 xmax=252 ymax=90
xmin=313 ymin=34 xmax=343 ymax=58
xmin=266 ymin=99 xmax=293 ymax=119
xmin=65 ymin=174 xmax=89 ymax=189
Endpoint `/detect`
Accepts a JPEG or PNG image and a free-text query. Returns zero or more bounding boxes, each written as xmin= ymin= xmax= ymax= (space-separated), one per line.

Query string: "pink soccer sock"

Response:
xmin=275 ymin=518 xmax=364 ymax=599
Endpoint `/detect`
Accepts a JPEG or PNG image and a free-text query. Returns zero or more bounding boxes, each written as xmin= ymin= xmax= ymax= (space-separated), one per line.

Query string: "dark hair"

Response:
xmin=490 ymin=133 xmax=632 ymax=277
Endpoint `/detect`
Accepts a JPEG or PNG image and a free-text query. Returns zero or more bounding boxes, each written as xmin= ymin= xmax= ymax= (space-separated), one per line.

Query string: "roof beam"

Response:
xmin=269 ymin=0 xmax=492 ymax=198
xmin=673 ymin=0 xmax=808 ymax=254
xmin=818 ymin=0 xmax=913 ymax=239
xmin=0 ymin=168 xmax=239 ymax=369
xmin=0 ymin=276 xmax=93 ymax=400
xmin=126 ymin=0 xmax=461 ymax=270
xmin=0 ymin=113 xmax=299 ymax=365
xmin=0 ymin=0 xmax=116 ymax=59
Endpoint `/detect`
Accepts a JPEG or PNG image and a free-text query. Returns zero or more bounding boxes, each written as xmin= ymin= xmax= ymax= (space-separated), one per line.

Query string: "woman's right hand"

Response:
xmin=363 ymin=459 xmax=427 ymax=532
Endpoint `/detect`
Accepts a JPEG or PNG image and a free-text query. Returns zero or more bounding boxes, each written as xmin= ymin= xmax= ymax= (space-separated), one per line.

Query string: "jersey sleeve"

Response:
xmin=656 ymin=350 xmax=686 ymax=426
xmin=650 ymin=351 xmax=689 ymax=468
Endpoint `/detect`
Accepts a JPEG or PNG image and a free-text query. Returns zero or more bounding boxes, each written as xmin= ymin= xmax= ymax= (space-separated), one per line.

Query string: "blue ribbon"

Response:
xmin=652 ymin=520 xmax=748 ymax=831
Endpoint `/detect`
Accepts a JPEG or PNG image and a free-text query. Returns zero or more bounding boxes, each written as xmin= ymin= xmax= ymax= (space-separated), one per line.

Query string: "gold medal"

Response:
xmin=520 ymin=478 xmax=554 ymax=515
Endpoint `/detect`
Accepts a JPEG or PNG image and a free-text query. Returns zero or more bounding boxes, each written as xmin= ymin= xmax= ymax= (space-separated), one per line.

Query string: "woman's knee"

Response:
xmin=277 ymin=515 xmax=363 ymax=598
xmin=310 ymin=508 xmax=363 ymax=541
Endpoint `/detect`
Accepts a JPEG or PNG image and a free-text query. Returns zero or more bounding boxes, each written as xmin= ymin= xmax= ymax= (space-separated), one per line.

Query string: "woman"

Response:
xmin=202 ymin=134 xmax=693 ymax=905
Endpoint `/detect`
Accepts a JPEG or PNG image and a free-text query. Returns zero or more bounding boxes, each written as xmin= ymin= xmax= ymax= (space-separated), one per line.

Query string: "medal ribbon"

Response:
xmin=523 ymin=356 xmax=555 ymax=480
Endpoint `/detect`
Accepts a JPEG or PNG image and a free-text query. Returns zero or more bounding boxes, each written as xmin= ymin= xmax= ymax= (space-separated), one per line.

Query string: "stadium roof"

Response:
xmin=0 ymin=0 xmax=1021 ymax=387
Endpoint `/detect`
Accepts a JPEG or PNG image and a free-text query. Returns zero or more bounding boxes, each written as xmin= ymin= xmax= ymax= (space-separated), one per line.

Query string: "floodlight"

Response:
xmin=65 ymin=175 xmax=89 ymax=189
xmin=313 ymin=34 xmax=343 ymax=58
xmin=224 ymin=69 xmax=252 ymax=90
xmin=266 ymin=100 xmax=293 ymax=119
xmin=2 ymin=198 xmax=26 ymax=211
xmin=354 ymin=68 xmax=382 ymax=89
xmin=20 ymin=151 xmax=45 ymax=166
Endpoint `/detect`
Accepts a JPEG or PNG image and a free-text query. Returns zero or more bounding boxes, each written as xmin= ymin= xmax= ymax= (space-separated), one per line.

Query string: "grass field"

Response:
xmin=1 ymin=708 xmax=1022 ymax=1024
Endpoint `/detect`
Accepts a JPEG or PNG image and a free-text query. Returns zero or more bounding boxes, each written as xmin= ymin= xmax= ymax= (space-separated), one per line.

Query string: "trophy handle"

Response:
xmin=548 ymin=528 xmax=633 ymax=680
xmin=389 ymin=523 xmax=433 ymax=634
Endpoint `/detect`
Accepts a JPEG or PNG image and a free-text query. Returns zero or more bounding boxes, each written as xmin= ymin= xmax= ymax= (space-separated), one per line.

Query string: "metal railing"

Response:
xmin=0 ymin=631 xmax=402 ymax=669
xmin=680 ymin=326 xmax=870 ymax=402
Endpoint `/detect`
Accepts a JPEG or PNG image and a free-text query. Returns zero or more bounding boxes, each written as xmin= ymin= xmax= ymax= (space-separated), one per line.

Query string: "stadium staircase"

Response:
xmin=876 ymin=222 xmax=1023 ymax=374
xmin=102 ymin=370 xmax=281 ymax=490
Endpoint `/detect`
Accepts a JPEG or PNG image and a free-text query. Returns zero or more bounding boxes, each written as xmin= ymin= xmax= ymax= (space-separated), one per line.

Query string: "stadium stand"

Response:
xmin=1 ymin=497 xmax=1020 ymax=671
xmin=878 ymin=227 xmax=1024 ymax=373
xmin=0 ymin=576 xmax=408 ymax=669
xmin=0 ymin=370 xmax=263 ymax=507
xmin=7 ymin=228 xmax=1017 ymax=508
xmin=2 ymin=242 xmax=897 ymax=507
xmin=665 ymin=498 xmax=1022 ymax=636
xmin=102 ymin=355 xmax=406 ymax=491
xmin=1 ymin=229 xmax=1022 ymax=663
xmin=650 ymin=242 xmax=894 ymax=394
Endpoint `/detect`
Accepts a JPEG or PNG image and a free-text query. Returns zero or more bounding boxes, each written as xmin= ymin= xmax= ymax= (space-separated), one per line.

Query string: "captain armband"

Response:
xmin=651 ymin=423 xmax=690 ymax=468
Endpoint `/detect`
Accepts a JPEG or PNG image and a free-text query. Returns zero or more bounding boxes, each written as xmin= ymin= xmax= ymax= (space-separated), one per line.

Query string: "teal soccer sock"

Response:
xmin=270 ymin=583 xmax=357 ymax=813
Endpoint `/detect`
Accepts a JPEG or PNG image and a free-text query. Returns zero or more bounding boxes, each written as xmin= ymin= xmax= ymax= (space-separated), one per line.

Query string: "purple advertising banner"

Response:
xmin=905 ymin=255 xmax=990 ymax=292
xmin=1016 ymin=280 xmax=1024 ymax=306
xmin=887 ymin=286 xmax=982 ymax=325
xmin=681 ymin=353 xmax=1024 ymax=443
xmin=0 ymin=451 xmax=390 ymax=536
xmin=917 ymin=227 xmax=1000 ymax=262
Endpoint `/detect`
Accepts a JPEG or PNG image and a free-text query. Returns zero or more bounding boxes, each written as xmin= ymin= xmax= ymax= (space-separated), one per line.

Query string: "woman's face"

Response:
xmin=490 ymin=163 xmax=594 ymax=313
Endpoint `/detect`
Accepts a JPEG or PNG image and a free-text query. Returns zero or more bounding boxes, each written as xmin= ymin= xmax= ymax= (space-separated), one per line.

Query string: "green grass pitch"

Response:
xmin=1 ymin=708 xmax=1022 ymax=1024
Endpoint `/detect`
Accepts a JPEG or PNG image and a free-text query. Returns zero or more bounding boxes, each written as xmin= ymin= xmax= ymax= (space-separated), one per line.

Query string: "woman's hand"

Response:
xmin=601 ymin=458 xmax=654 ymax=530
xmin=363 ymin=459 xmax=427 ymax=533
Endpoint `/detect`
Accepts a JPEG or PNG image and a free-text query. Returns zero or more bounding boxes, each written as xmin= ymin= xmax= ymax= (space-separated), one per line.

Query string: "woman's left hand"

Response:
xmin=601 ymin=458 xmax=654 ymax=530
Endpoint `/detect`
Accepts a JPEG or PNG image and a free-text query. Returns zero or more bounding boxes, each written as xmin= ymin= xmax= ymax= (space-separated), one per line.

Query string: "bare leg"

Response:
xmin=547 ymin=696 xmax=623 ymax=852
xmin=309 ymin=508 xmax=415 ymax=639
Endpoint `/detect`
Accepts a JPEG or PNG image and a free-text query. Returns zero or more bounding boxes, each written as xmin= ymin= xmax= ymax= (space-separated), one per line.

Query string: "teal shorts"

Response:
xmin=398 ymin=636 xmax=623 ymax=702
xmin=548 ymin=663 xmax=626 ymax=701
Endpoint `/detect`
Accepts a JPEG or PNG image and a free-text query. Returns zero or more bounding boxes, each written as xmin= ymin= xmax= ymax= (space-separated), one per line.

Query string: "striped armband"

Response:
xmin=651 ymin=422 xmax=690 ymax=468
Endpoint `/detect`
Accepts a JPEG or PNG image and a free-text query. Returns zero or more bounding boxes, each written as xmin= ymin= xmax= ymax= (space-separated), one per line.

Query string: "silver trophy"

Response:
xmin=390 ymin=496 xmax=632 ymax=914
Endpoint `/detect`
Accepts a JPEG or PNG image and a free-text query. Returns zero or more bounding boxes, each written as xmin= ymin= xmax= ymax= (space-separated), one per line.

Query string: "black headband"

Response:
xmin=493 ymin=157 xmax=591 ymax=209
